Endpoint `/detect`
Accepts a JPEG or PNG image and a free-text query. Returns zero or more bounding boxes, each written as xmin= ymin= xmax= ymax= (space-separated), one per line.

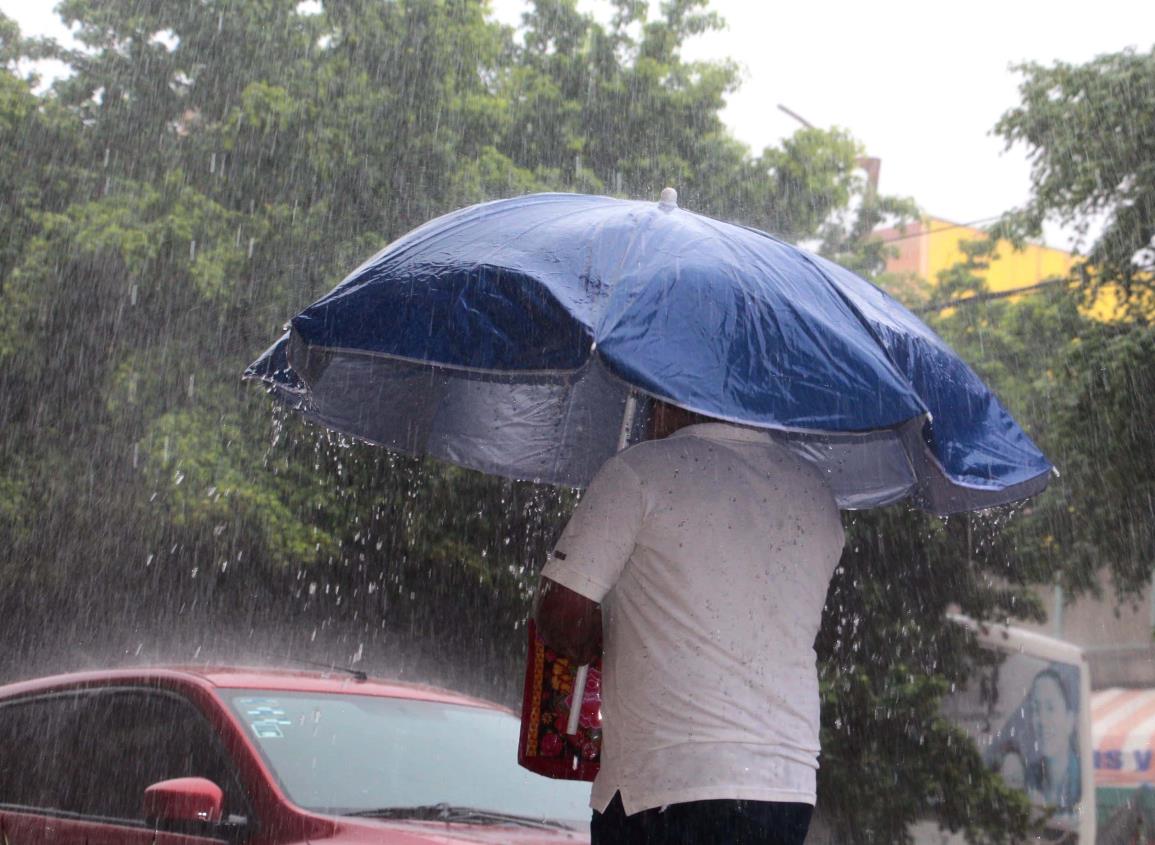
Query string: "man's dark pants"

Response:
xmin=592 ymin=792 xmax=813 ymax=845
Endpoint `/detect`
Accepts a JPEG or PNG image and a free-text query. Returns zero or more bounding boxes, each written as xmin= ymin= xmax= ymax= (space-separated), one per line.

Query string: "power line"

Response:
xmin=914 ymin=277 xmax=1069 ymax=314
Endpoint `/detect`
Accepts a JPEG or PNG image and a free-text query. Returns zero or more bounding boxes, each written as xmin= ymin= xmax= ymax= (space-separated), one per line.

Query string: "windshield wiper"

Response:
xmin=343 ymin=802 xmax=576 ymax=830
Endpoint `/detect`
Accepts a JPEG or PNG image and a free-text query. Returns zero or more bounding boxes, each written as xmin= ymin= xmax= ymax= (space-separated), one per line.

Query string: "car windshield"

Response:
xmin=225 ymin=690 xmax=590 ymax=828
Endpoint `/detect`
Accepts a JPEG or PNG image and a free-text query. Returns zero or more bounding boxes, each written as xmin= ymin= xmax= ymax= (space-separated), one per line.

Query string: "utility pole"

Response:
xmin=777 ymin=103 xmax=881 ymax=200
xmin=776 ymin=103 xmax=814 ymax=129
xmin=857 ymin=156 xmax=881 ymax=203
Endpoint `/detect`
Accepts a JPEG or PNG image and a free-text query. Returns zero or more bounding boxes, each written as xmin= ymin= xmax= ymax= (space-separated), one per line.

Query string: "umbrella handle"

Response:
xmin=617 ymin=394 xmax=639 ymax=451
xmin=567 ymin=664 xmax=589 ymax=735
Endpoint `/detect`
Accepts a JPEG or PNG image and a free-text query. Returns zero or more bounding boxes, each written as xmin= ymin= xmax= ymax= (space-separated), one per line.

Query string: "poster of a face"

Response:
xmin=940 ymin=654 xmax=1082 ymax=824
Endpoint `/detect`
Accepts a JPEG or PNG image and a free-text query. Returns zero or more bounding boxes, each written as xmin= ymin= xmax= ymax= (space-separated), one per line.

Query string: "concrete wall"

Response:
xmin=1014 ymin=572 xmax=1155 ymax=689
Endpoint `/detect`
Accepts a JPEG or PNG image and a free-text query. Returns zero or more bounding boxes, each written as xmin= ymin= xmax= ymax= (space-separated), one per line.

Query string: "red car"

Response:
xmin=0 ymin=666 xmax=591 ymax=844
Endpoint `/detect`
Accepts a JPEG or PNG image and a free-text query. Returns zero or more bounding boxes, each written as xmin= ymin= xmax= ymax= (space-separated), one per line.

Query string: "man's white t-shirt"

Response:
xmin=541 ymin=422 xmax=844 ymax=816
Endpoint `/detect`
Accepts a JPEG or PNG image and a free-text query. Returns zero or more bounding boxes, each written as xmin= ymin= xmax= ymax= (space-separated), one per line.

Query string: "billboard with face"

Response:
xmin=939 ymin=632 xmax=1088 ymax=836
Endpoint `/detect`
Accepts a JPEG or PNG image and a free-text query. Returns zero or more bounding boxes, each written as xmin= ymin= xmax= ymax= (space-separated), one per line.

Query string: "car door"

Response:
xmin=0 ymin=686 xmax=252 ymax=844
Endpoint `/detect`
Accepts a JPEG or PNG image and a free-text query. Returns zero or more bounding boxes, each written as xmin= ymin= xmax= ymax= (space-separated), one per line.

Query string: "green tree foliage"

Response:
xmin=818 ymin=506 xmax=1038 ymax=843
xmin=1002 ymin=47 xmax=1155 ymax=597
xmin=1044 ymin=323 xmax=1155 ymax=595
xmin=928 ymin=48 xmax=1155 ymax=605
xmin=0 ymin=0 xmax=895 ymax=621
xmin=0 ymin=16 xmax=79 ymax=289
xmin=996 ymin=48 xmax=1155 ymax=315
xmin=863 ymin=47 xmax=1155 ymax=828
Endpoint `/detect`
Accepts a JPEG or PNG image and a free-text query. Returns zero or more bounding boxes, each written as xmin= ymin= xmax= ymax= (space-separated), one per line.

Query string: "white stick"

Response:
xmin=567 ymin=393 xmax=639 ymax=737
xmin=616 ymin=393 xmax=639 ymax=452
xmin=567 ymin=663 xmax=589 ymax=736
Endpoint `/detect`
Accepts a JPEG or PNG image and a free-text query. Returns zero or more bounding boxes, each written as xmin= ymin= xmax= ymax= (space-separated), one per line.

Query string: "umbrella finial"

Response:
xmin=659 ymin=187 xmax=678 ymax=210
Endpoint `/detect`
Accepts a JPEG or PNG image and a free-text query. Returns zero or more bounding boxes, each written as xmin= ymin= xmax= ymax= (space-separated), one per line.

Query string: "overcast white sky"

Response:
xmin=5 ymin=0 xmax=1153 ymax=249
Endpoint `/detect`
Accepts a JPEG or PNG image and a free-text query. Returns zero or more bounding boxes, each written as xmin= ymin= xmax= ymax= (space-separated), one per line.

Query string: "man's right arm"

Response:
xmin=533 ymin=577 xmax=602 ymax=664
xmin=534 ymin=454 xmax=643 ymax=663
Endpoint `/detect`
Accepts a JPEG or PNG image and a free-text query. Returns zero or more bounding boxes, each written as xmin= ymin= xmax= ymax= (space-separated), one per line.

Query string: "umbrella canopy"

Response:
xmin=246 ymin=191 xmax=1051 ymax=514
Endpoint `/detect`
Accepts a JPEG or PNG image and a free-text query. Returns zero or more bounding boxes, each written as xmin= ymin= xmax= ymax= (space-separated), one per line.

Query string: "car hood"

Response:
xmin=314 ymin=816 xmax=589 ymax=844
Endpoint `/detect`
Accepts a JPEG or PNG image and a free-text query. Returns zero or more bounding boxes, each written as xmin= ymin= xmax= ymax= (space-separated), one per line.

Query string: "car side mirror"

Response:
xmin=143 ymin=776 xmax=224 ymax=824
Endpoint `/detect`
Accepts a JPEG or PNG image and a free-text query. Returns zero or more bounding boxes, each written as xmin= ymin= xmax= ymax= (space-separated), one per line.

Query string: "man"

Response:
xmin=535 ymin=400 xmax=844 ymax=845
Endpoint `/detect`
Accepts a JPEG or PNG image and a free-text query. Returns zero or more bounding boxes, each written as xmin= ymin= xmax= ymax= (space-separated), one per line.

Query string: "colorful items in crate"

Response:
xmin=518 ymin=620 xmax=602 ymax=781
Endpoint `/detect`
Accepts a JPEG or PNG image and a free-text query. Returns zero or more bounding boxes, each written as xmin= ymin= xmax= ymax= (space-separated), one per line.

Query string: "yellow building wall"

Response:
xmin=916 ymin=217 xmax=1125 ymax=320
xmin=923 ymin=216 xmax=1074 ymax=295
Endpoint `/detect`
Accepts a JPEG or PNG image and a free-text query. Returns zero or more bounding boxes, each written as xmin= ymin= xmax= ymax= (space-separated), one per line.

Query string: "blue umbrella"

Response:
xmin=246 ymin=191 xmax=1051 ymax=514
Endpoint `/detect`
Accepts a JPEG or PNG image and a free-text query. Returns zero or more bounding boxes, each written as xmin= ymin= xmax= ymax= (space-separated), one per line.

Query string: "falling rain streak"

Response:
xmin=0 ymin=2 xmax=1152 ymax=842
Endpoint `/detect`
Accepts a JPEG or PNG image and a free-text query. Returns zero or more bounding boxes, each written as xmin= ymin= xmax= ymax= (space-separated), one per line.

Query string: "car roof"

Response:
xmin=0 ymin=665 xmax=512 ymax=713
